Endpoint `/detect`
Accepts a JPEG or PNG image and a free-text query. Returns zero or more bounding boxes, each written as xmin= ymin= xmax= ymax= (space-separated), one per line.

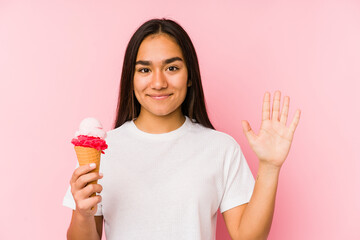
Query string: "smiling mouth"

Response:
xmin=148 ymin=94 xmax=173 ymax=100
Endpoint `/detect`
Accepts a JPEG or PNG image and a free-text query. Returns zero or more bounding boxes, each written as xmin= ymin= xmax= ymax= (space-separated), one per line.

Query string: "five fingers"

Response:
xmin=242 ymin=120 xmax=256 ymax=144
xmin=262 ymin=92 xmax=271 ymax=121
xmin=262 ymin=90 xmax=301 ymax=133
xmin=70 ymin=163 xmax=103 ymax=212
xmin=75 ymin=182 xmax=103 ymax=200
xmin=70 ymin=164 xmax=102 ymax=189
xmin=280 ymin=96 xmax=290 ymax=125
xmin=70 ymin=163 xmax=96 ymax=184
xmin=271 ymin=91 xmax=281 ymax=121
xmin=76 ymin=195 xmax=102 ymax=213
xmin=289 ymin=109 xmax=301 ymax=134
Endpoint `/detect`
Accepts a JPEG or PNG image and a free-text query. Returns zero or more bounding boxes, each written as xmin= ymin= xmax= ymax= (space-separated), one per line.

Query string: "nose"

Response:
xmin=150 ymin=70 xmax=168 ymax=90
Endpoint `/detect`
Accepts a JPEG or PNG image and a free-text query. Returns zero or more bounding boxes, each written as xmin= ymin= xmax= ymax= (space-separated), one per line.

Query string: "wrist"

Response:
xmin=74 ymin=209 xmax=95 ymax=223
xmin=255 ymin=163 xmax=281 ymax=188
xmin=258 ymin=160 xmax=282 ymax=170
xmin=258 ymin=163 xmax=281 ymax=176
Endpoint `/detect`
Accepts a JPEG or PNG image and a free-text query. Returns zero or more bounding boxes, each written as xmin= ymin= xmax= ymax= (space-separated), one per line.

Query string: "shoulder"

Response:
xmin=100 ymin=121 xmax=133 ymax=156
xmin=188 ymin=120 xmax=240 ymax=151
xmin=104 ymin=121 xmax=132 ymax=143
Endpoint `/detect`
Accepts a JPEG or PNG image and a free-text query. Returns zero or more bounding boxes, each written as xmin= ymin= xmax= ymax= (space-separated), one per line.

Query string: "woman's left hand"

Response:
xmin=241 ymin=91 xmax=301 ymax=169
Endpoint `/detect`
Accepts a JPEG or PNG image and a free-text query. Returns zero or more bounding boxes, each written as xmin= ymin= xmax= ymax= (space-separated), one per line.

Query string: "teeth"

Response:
xmin=152 ymin=95 xmax=169 ymax=99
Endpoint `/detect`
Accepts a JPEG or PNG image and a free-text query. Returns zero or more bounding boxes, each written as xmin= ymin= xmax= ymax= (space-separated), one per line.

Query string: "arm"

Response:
xmin=67 ymin=164 xmax=104 ymax=240
xmin=223 ymin=164 xmax=280 ymax=240
xmin=95 ymin=216 xmax=104 ymax=237
xmin=67 ymin=211 xmax=103 ymax=240
xmin=224 ymin=91 xmax=301 ymax=239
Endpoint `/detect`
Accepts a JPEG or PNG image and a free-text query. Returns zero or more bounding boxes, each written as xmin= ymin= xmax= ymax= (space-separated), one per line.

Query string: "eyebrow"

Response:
xmin=135 ymin=57 xmax=183 ymax=66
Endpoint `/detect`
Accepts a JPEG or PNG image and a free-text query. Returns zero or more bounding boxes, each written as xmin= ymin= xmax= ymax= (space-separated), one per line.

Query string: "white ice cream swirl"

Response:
xmin=74 ymin=117 xmax=107 ymax=139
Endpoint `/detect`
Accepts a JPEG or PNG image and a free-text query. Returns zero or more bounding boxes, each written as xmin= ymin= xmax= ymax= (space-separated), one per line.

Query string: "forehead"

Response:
xmin=136 ymin=34 xmax=184 ymax=61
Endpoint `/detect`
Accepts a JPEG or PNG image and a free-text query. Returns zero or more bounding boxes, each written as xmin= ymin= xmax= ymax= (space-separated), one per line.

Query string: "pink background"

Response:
xmin=1 ymin=0 xmax=359 ymax=239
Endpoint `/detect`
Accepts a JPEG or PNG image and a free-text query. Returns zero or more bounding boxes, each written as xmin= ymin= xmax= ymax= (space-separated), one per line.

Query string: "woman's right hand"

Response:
xmin=70 ymin=163 xmax=103 ymax=218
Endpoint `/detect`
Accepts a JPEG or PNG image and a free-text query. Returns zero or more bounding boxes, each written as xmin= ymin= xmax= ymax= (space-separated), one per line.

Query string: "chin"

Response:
xmin=151 ymin=110 xmax=174 ymax=117
xmin=147 ymin=107 xmax=180 ymax=117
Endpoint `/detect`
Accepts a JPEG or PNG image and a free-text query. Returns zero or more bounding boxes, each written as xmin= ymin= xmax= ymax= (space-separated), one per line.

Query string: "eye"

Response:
xmin=138 ymin=68 xmax=150 ymax=73
xmin=167 ymin=66 xmax=179 ymax=71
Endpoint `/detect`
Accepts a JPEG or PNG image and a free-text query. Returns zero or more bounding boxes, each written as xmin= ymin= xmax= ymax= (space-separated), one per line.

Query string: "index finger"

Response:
xmin=70 ymin=163 xmax=97 ymax=185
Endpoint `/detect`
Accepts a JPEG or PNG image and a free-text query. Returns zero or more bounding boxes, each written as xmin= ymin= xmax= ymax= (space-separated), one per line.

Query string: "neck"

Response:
xmin=133 ymin=109 xmax=186 ymax=134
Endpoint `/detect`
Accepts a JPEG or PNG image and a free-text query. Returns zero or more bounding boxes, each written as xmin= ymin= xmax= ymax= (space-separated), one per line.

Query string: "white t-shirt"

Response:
xmin=63 ymin=116 xmax=255 ymax=240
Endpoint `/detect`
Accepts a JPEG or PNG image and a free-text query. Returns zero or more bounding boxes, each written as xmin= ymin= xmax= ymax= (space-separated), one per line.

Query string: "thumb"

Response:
xmin=241 ymin=120 xmax=257 ymax=144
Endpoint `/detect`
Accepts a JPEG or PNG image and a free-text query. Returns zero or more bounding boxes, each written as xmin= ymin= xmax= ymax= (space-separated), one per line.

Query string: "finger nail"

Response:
xmin=99 ymin=172 xmax=103 ymax=177
xmin=90 ymin=163 xmax=96 ymax=168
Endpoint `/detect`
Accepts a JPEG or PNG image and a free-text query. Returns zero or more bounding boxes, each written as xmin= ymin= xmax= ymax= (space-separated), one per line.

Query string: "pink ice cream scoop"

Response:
xmin=71 ymin=117 xmax=108 ymax=153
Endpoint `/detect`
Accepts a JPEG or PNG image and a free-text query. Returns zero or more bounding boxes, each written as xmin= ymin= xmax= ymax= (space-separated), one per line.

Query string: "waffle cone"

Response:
xmin=74 ymin=146 xmax=101 ymax=197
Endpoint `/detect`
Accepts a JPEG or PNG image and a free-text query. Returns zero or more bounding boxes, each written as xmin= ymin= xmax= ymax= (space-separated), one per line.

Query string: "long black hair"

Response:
xmin=114 ymin=18 xmax=214 ymax=129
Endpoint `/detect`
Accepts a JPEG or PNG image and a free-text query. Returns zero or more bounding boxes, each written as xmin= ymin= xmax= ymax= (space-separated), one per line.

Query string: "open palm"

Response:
xmin=242 ymin=91 xmax=301 ymax=168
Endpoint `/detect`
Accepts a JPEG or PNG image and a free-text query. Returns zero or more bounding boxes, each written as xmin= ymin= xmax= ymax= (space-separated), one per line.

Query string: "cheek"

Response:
xmin=133 ymin=76 xmax=148 ymax=93
xmin=171 ymin=72 xmax=188 ymax=90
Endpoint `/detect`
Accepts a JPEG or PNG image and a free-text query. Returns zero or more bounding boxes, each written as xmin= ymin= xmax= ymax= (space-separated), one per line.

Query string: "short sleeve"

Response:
xmin=219 ymin=144 xmax=255 ymax=213
xmin=62 ymin=162 xmax=103 ymax=216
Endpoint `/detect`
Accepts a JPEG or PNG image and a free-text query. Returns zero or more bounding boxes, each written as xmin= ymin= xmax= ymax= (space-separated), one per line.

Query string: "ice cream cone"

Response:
xmin=74 ymin=146 xmax=101 ymax=197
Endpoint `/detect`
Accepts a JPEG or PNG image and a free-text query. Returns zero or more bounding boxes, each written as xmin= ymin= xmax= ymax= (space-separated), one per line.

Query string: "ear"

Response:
xmin=187 ymin=79 xmax=192 ymax=87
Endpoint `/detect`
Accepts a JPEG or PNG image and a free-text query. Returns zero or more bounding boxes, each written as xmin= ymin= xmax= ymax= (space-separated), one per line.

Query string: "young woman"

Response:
xmin=63 ymin=18 xmax=301 ymax=240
